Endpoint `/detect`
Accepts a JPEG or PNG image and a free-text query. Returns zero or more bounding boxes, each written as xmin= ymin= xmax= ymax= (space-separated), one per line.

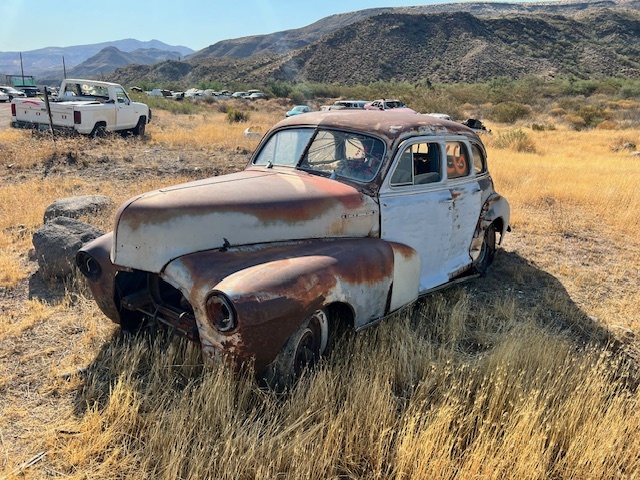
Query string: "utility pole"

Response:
xmin=20 ymin=52 xmax=25 ymax=86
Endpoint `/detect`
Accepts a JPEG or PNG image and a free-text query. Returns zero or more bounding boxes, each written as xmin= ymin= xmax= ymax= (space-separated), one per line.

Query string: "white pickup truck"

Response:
xmin=11 ymin=79 xmax=151 ymax=137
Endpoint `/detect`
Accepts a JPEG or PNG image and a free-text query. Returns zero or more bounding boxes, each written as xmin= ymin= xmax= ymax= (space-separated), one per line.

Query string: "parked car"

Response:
xmin=332 ymin=100 xmax=368 ymax=109
xmin=0 ymin=86 xmax=27 ymax=100
xmin=0 ymin=91 xmax=9 ymax=102
xmin=249 ymin=92 xmax=267 ymax=100
xmin=147 ymin=89 xmax=173 ymax=97
xmin=426 ymin=113 xmax=453 ymax=121
xmin=364 ymin=99 xmax=415 ymax=113
xmin=18 ymin=86 xmax=40 ymax=97
xmin=77 ymin=110 xmax=510 ymax=387
xmin=231 ymin=91 xmax=249 ymax=99
xmin=285 ymin=105 xmax=312 ymax=117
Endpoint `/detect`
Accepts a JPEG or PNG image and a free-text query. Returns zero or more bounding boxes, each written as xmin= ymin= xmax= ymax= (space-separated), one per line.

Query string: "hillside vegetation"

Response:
xmin=0 ymin=83 xmax=639 ymax=478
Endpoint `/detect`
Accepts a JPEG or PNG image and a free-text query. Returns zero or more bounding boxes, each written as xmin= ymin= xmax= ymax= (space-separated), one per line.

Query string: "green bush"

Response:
xmin=226 ymin=108 xmax=249 ymax=123
xmin=576 ymin=105 xmax=607 ymax=127
xmin=491 ymin=129 xmax=537 ymax=153
xmin=490 ymin=102 xmax=532 ymax=123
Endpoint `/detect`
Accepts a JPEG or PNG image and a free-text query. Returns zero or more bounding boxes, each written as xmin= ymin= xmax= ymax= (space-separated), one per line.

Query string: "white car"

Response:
xmin=0 ymin=86 xmax=26 ymax=101
xmin=0 ymin=91 xmax=9 ymax=102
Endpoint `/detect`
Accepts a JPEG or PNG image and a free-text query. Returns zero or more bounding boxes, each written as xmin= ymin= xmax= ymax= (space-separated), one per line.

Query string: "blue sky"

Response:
xmin=1 ymin=0 xmax=537 ymax=53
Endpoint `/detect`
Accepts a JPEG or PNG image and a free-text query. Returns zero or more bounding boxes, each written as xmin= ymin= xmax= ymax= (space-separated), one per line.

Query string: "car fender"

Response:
xmin=470 ymin=192 xmax=511 ymax=261
xmin=161 ymin=238 xmax=420 ymax=372
xmin=75 ymin=232 xmax=122 ymax=322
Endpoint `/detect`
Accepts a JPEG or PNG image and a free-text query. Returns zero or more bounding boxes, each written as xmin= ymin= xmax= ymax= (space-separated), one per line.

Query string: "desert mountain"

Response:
xmin=0 ymin=39 xmax=193 ymax=79
xmin=109 ymin=6 xmax=640 ymax=87
xmin=37 ymin=46 xmax=186 ymax=83
xmin=190 ymin=0 xmax=640 ymax=60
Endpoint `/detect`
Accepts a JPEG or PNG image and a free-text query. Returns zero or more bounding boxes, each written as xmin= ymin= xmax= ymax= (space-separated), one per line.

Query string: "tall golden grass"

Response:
xmin=0 ymin=111 xmax=639 ymax=479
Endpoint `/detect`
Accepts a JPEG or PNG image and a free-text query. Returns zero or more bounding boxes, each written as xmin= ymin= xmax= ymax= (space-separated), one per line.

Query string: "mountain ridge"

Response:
xmin=0 ymin=39 xmax=193 ymax=78
xmin=108 ymin=6 xmax=640 ymax=87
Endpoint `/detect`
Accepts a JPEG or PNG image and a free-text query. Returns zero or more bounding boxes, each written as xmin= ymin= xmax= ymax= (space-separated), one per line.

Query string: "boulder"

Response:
xmin=32 ymin=217 xmax=104 ymax=279
xmin=43 ymin=195 xmax=113 ymax=223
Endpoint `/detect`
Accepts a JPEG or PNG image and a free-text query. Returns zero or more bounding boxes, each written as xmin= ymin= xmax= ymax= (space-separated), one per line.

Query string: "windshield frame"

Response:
xmin=252 ymin=126 xmax=386 ymax=184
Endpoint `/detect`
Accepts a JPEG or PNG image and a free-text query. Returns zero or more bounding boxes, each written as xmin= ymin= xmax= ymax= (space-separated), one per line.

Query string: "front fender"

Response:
xmin=75 ymin=232 xmax=122 ymax=323
xmin=162 ymin=238 xmax=419 ymax=372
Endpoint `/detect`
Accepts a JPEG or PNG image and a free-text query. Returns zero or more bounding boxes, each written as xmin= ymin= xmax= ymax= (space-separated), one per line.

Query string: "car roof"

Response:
xmin=273 ymin=110 xmax=478 ymax=143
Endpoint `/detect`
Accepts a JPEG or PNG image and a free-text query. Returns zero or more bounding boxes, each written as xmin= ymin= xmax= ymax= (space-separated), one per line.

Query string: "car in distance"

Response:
xmin=18 ymin=86 xmax=40 ymax=97
xmin=77 ymin=111 xmax=510 ymax=387
xmin=285 ymin=105 xmax=312 ymax=117
xmin=364 ymin=99 xmax=416 ymax=113
xmin=0 ymin=86 xmax=27 ymax=100
xmin=0 ymin=91 xmax=9 ymax=102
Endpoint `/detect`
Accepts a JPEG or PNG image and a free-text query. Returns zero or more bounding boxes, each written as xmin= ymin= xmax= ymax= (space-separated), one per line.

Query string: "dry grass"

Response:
xmin=0 ymin=109 xmax=639 ymax=479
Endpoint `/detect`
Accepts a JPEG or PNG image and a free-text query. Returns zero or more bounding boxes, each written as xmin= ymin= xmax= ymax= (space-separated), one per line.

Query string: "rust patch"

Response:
xmin=118 ymin=170 xmax=370 ymax=230
xmin=389 ymin=241 xmax=416 ymax=260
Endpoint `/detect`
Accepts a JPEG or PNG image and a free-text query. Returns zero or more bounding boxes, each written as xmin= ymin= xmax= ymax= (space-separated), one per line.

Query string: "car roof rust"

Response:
xmin=272 ymin=110 xmax=480 ymax=144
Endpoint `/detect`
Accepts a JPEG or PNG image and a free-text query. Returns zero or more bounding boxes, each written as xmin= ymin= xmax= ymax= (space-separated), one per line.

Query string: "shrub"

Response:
xmin=490 ymin=129 xmax=537 ymax=153
xmin=576 ymin=105 xmax=608 ymax=127
xmin=595 ymin=120 xmax=618 ymax=130
xmin=226 ymin=108 xmax=249 ymax=123
xmin=489 ymin=102 xmax=531 ymax=123
xmin=564 ymin=114 xmax=587 ymax=131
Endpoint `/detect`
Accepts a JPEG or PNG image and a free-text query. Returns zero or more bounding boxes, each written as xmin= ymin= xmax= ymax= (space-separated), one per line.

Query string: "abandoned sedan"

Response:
xmin=77 ymin=110 xmax=510 ymax=386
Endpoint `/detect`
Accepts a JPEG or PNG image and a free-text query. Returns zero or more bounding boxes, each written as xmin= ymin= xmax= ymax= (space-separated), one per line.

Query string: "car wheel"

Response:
xmin=474 ymin=225 xmax=496 ymax=276
xmin=133 ymin=116 xmax=146 ymax=137
xmin=90 ymin=123 xmax=107 ymax=138
xmin=261 ymin=308 xmax=329 ymax=390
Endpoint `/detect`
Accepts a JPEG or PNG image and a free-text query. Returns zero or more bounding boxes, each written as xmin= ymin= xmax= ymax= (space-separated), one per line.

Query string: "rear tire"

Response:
xmin=474 ymin=225 xmax=496 ymax=276
xmin=90 ymin=123 xmax=107 ymax=138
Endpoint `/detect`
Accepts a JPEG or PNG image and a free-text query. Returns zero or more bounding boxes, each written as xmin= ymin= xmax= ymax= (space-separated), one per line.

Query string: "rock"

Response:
xmin=32 ymin=217 xmax=104 ymax=279
xmin=43 ymin=195 xmax=113 ymax=223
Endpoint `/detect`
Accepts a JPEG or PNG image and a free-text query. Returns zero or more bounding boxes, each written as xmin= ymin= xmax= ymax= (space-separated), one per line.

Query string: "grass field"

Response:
xmin=0 ymin=103 xmax=639 ymax=479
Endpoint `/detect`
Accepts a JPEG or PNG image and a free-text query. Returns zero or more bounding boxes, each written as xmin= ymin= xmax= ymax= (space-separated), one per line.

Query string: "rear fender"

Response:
xmin=470 ymin=193 xmax=511 ymax=260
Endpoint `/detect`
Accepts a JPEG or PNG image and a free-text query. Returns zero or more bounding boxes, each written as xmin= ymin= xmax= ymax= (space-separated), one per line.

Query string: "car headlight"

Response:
xmin=76 ymin=251 xmax=102 ymax=281
xmin=205 ymin=292 xmax=237 ymax=333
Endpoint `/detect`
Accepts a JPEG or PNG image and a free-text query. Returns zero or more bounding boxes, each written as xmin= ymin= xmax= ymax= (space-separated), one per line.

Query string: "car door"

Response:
xmin=379 ymin=139 xmax=453 ymax=293
xmin=443 ymin=139 xmax=482 ymax=277
xmin=115 ymin=86 xmax=136 ymax=128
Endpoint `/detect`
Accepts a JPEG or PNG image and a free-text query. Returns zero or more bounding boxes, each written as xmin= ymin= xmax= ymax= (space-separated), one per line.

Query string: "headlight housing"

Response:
xmin=76 ymin=251 xmax=102 ymax=281
xmin=205 ymin=292 xmax=237 ymax=333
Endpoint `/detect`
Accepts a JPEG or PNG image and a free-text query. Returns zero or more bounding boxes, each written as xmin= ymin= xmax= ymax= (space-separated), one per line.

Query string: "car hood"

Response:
xmin=111 ymin=168 xmax=379 ymax=273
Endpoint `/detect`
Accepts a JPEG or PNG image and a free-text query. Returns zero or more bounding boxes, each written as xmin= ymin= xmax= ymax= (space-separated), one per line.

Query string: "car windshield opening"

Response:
xmin=253 ymin=128 xmax=385 ymax=183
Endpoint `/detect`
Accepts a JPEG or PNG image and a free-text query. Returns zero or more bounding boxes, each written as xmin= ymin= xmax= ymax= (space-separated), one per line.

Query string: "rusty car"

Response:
xmin=76 ymin=110 xmax=510 ymax=387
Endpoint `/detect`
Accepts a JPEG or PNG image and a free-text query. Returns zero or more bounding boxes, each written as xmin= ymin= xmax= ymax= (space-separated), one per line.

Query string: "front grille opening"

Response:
xmin=116 ymin=271 xmax=199 ymax=342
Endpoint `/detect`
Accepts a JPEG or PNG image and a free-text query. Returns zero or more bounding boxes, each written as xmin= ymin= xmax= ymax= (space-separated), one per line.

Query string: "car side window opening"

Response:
xmin=115 ymin=87 xmax=129 ymax=104
xmin=471 ymin=143 xmax=487 ymax=174
xmin=390 ymin=142 xmax=442 ymax=186
xmin=446 ymin=141 xmax=471 ymax=179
